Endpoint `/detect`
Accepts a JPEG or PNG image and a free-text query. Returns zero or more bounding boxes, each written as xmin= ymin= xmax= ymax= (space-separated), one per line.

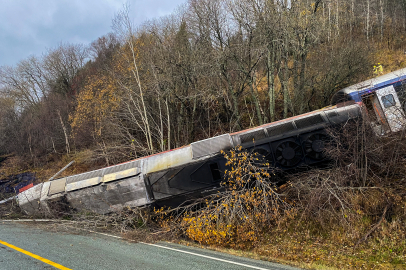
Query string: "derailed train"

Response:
xmin=18 ymin=68 xmax=406 ymax=215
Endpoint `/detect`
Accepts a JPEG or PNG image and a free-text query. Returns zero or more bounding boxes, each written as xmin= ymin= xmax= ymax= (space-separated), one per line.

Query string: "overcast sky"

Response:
xmin=0 ymin=0 xmax=187 ymax=67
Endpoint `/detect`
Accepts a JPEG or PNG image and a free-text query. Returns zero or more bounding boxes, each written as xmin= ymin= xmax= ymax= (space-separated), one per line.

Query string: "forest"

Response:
xmin=0 ymin=0 xmax=406 ymax=168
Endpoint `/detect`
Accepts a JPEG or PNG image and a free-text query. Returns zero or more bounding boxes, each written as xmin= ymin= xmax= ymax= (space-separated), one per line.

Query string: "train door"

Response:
xmin=375 ymin=85 xmax=406 ymax=132
xmin=361 ymin=93 xmax=389 ymax=135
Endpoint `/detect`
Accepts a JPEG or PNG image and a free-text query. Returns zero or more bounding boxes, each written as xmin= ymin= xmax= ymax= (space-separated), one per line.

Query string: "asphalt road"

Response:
xmin=0 ymin=221 xmax=300 ymax=270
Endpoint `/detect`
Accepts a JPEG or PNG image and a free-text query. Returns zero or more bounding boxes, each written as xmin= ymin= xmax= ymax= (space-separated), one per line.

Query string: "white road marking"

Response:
xmin=1 ymin=221 xmax=287 ymax=270
xmin=141 ymin=242 xmax=274 ymax=270
xmin=64 ymin=227 xmax=276 ymax=269
xmin=85 ymin=230 xmax=123 ymax=239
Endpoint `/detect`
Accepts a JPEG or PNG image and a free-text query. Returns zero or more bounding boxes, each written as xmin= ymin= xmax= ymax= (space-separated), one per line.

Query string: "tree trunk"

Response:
xmin=190 ymin=96 xmax=197 ymax=142
xmin=250 ymin=72 xmax=263 ymax=126
xmin=268 ymin=48 xmax=276 ymax=122
xmin=336 ymin=0 xmax=340 ymax=36
xmin=230 ymin=85 xmax=242 ymax=130
xmin=298 ymin=51 xmax=307 ymax=114
xmin=57 ymin=110 xmax=70 ymax=155
xmin=281 ymin=57 xmax=290 ymax=119
xmin=165 ymin=98 xmax=171 ymax=151
xmin=380 ymin=0 xmax=384 ymax=43
xmin=366 ymin=0 xmax=370 ymax=41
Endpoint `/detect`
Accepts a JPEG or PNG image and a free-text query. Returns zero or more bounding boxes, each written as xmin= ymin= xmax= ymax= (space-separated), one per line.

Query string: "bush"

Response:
xmin=155 ymin=146 xmax=294 ymax=248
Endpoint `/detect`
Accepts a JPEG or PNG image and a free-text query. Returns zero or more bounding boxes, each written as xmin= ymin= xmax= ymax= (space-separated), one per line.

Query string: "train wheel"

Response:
xmin=275 ymin=141 xmax=303 ymax=167
xmin=303 ymin=133 xmax=328 ymax=160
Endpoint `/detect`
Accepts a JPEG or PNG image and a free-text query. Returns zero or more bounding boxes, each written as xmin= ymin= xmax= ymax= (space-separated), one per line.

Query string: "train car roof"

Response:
xmin=331 ymin=68 xmax=406 ymax=105
xmin=230 ymin=105 xmax=336 ymax=136
xmin=339 ymin=68 xmax=406 ymax=95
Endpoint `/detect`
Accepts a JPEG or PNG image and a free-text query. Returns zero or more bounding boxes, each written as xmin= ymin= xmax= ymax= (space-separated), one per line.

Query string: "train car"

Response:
xmin=17 ymin=68 xmax=406 ymax=215
xmin=331 ymin=68 xmax=406 ymax=133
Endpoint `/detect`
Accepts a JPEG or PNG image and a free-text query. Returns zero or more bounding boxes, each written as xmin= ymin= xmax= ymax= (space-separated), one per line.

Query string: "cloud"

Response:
xmin=0 ymin=0 xmax=186 ymax=67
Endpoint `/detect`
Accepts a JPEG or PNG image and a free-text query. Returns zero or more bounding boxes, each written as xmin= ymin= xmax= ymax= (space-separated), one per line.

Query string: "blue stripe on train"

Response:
xmin=348 ymin=76 xmax=406 ymax=102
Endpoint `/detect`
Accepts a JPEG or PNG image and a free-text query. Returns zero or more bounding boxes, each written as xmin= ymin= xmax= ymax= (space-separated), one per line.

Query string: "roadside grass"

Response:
xmin=0 ymin=200 xmax=25 ymax=220
xmin=161 ymin=213 xmax=406 ymax=270
xmin=255 ymin=220 xmax=406 ymax=269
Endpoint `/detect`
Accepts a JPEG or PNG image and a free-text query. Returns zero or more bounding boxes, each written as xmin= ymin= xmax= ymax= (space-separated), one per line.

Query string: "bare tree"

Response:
xmin=112 ymin=4 xmax=154 ymax=153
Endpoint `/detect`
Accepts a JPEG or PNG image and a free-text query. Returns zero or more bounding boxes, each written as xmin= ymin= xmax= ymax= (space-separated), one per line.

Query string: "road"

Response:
xmin=0 ymin=221 xmax=300 ymax=270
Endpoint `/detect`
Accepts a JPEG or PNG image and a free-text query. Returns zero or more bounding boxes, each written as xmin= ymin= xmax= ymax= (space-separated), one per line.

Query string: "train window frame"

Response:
xmin=381 ymin=94 xmax=395 ymax=108
xmin=209 ymin=163 xmax=222 ymax=182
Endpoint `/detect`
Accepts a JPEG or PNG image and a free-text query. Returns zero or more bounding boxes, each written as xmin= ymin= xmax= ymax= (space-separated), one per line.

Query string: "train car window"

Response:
xmin=381 ymin=94 xmax=395 ymax=108
xmin=395 ymin=82 xmax=406 ymax=111
xmin=294 ymin=114 xmax=325 ymax=129
xmin=209 ymin=163 xmax=222 ymax=182
xmin=267 ymin=122 xmax=295 ymax=137
xmin=240 ymin=129 xmax=266 ymax=144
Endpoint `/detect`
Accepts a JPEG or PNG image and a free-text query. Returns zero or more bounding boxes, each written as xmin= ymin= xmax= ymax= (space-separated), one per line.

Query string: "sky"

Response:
xmin=0 ymin=0 xmax=187 ymax=67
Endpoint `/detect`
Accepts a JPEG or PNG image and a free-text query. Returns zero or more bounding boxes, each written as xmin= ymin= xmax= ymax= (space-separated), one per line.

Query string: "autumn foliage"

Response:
xmin=1 ymin=1 xmax=406 ymax=167
xmin=154 ymin=146 xmax=294 ymax=248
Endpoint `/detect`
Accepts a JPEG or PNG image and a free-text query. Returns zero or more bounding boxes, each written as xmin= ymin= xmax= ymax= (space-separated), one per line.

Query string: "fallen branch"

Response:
xmin=353 ymin=204 xmax=389 ymax=249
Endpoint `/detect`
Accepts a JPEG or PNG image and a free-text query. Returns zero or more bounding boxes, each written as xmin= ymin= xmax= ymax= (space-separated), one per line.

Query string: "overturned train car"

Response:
xmin=18 ymin=68 xmax=406 ymax=215
xmin=17 ymin=104 xmax=360 ymax=215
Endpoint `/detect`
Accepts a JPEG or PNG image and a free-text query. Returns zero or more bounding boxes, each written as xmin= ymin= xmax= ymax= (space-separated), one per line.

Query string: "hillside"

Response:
xmin=1 ymin=1 xmax=406 ymax=269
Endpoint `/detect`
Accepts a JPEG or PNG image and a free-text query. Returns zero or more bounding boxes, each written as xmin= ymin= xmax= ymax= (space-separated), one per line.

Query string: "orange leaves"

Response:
xmin=168 ymin=147 xmax=296 ymax=248
xmin=182 ymin=216 xmax=232 ymax=245
xmin=152 ymin=151 xmax=296 ymax=249
xmin=70 ymin=72 xmax=120 ymax=137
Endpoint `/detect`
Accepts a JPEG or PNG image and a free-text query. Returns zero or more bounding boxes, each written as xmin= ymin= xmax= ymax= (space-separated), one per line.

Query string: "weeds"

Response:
xmin=0 ymin=199 xmax=23 ymax=219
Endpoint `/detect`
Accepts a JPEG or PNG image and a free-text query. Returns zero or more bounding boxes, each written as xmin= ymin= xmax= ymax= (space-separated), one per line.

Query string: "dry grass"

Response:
xmin=374 ymin=48 xmax=406 ymax=72
xmin=0 ymin=155 xmax=29 ymax=176
xmin=247 ymin=214 xmax=405 ymax=269
xmin=0 ymin=149 xmax=108 ymax=184
xmin=0 ymin=199 xmax=24 ymax=219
